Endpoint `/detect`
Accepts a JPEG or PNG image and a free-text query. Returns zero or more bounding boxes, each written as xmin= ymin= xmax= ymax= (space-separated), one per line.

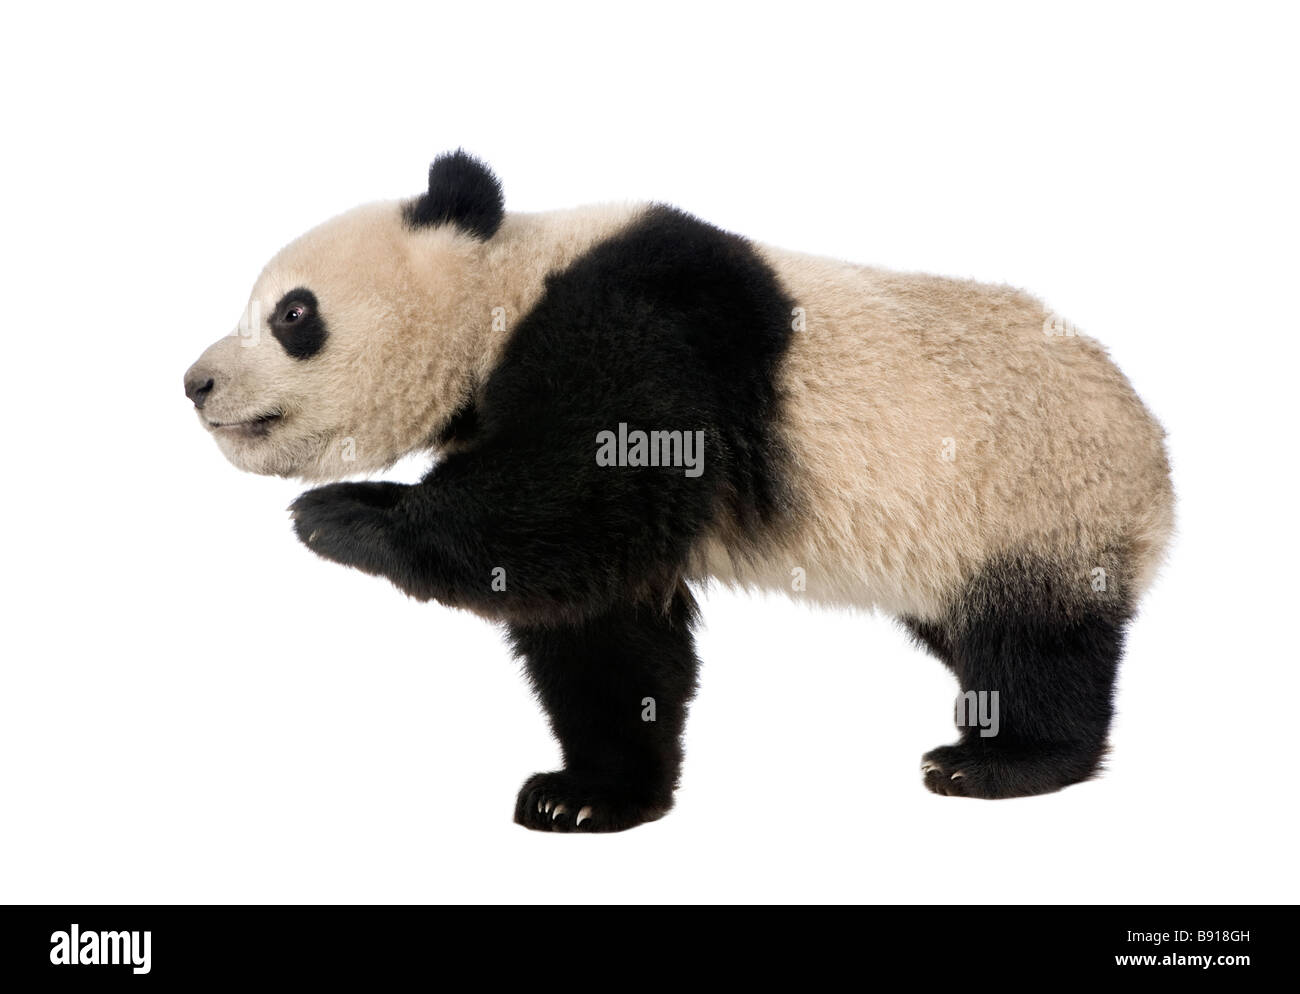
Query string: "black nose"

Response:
xmin=184 ymin=370 xmax=215 ymax=409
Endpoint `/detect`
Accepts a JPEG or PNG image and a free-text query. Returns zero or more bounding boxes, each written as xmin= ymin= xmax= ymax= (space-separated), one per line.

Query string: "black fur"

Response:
xmin=510 ymin=587 xmax=699 ymax=832
xmin=902 ymin=550 xmax=1135 ymax=799
xmin=290 ymin=203 xmax=796 ymax=829
xmin=270 ymin=288 xmax=327 ymax=360
xmin=402 ymin=149 xmax=505 ymax=240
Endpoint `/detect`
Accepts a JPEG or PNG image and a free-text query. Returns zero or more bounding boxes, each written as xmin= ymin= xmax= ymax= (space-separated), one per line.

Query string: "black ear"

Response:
xmin=403 ymin=149 xmax=505 ymax=240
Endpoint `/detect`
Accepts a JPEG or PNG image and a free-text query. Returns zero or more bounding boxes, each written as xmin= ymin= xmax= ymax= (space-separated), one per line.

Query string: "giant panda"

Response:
xmin=184 ymin=150 xmax=1174 ymax=832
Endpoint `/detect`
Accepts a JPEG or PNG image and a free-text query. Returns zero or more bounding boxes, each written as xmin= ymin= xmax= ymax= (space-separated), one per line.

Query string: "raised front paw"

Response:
xmin=289 ymin=482 xmax=409 ymax=572
xmin=513 ymin=770 xmax=670 ymax=834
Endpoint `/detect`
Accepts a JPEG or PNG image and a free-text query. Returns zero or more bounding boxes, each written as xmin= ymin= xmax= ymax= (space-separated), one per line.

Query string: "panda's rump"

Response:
xmin=692 ymin=248 xmax=1174 ymax=618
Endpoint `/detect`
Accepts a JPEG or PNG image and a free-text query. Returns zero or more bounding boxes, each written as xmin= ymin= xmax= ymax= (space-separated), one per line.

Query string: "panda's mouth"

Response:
xmin=205 ymin=410 xmax=284 ymax=438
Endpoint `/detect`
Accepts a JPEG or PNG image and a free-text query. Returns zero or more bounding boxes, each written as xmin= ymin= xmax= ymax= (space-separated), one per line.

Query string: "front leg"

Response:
xmin=290 ymin=470 xmax=536 ymax=610
xmin=510 ymin=586 xmax=700 ymax=832
xmin=291 ymin=438 xmax=716 ymax=621
xmin=290 ymin=481 xmax=416 ymax=587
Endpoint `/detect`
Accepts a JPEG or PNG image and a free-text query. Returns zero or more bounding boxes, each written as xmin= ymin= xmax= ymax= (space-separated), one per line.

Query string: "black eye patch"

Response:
xmin=270 ymin=288 xmax=328 ymax=360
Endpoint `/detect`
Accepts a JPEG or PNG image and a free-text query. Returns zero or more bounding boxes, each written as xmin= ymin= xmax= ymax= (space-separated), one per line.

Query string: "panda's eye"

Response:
xmin=270 ymin=287 xmax=326 ymax=360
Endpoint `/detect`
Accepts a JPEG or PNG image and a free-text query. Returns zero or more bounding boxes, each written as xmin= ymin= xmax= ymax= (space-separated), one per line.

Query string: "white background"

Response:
xmin=1 ymin=2 xmax=1296 ymax=904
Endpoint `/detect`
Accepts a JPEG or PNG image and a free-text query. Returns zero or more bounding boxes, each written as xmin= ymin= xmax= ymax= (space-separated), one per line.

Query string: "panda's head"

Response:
xmin=183 ymin=150 xmax=504 ymax=480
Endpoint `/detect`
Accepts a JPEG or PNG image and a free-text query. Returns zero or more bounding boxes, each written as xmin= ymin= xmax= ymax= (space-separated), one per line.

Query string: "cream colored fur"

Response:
xmin=191 ymin=201 xmax=640 ymax=478
xmin=191 ymin=202 xmax=1173 ymax=619
xmin=689 ymin=247 xmax=1174 ymax=619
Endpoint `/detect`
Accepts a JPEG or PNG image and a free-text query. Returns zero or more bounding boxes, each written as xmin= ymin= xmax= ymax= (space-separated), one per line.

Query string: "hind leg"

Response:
xmin=508 ymin=588 xmax=700 ymax=832
xmin=913 ymin=555 xmax=1133 ymax=798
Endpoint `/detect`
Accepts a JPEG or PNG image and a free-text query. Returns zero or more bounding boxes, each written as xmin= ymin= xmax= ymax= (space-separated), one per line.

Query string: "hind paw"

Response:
xmin=921 ymin=743 xmax=1101 ymax=798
